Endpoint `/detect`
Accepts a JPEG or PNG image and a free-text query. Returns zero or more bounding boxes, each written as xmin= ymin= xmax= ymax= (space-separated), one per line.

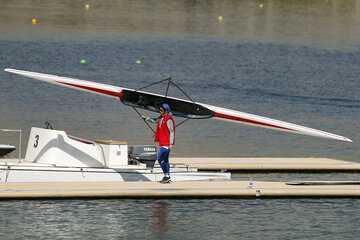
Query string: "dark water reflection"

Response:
xmin=151 ymin=201 xmax=169 ymax=240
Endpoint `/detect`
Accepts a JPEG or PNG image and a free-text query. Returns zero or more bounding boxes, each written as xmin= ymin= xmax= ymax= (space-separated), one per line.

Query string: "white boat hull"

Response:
xmin=4 ymin=68 xmax=352 ymax=142
xmin=0 ymin=163 xmax=230 ymax=183
xmin=0 ymin=127 xmax=230 ymax=183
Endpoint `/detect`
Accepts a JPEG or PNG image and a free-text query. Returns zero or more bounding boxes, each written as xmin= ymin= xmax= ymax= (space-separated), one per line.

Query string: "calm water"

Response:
xmin=1 ymin=199 xmax=360 ymax=240
xmin=1 ymin=0 xmax=360 ymax=239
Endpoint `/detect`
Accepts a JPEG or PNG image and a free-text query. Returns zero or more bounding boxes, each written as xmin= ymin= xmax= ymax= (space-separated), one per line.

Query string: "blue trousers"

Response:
xmin=158 ymin=147 xmax=170 ymax=175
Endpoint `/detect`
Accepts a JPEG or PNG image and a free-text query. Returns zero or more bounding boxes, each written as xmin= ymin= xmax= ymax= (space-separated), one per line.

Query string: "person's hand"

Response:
xmin=169 ymin=145 xmax=174 ymax=150
xmin=141 ymin=116 xmax=146 ymax=120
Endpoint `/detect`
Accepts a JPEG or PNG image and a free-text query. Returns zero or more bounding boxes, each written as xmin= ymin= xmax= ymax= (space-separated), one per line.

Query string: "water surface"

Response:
xmin=1 ymin=199 xmax=360 ymax=240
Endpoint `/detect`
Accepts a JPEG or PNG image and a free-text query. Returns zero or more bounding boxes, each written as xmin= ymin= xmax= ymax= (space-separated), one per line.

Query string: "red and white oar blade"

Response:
xmin=203 ymin=104 xmax=352 ymax=142
xmin=4 ymin=68 xmax=122 ymax=98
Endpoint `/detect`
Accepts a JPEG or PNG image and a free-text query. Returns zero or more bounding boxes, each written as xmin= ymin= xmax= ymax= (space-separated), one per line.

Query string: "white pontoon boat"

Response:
xmin=0 ymin=127 xmax=230 ymax=183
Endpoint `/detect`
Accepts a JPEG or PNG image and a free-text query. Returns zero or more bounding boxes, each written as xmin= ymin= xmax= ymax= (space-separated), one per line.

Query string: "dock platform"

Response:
xmin=170 ymin=158 xmax=360 ymax=172
xmin=1 ymin=157 xmax=360 ymax=199
xmin=1 ymin=181 xmax=360 ymax=199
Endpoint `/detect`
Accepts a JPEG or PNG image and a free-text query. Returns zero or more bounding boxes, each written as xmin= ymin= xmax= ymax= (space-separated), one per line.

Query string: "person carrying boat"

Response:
xmin=141 ymin=103 xmax=175 ymax=183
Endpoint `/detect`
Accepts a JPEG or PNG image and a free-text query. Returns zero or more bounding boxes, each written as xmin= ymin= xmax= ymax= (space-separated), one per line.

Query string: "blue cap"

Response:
xmin=162 ymin=103 xmax=171 ymax=113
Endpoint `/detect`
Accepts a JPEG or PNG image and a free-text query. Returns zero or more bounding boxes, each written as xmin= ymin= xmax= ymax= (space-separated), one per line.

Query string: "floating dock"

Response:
xmin=1 ymin=181 xmax=360 ymax=199
xmin=1 ymin=157 xmax=360 ymax=199
xmin=170 ymin=158 xmax=360 ymax=172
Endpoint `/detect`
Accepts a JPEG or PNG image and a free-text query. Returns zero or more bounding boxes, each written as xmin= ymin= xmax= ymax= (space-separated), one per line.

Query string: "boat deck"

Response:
xmin=170 ymin=157 xmax=360 ymax=172
xmin=1 ymin=180 xmax=360 ymax=199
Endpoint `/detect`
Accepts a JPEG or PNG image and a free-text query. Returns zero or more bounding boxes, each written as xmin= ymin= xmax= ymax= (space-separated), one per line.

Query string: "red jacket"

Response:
xmin=154 ymin=115 xmax=175 ymax=146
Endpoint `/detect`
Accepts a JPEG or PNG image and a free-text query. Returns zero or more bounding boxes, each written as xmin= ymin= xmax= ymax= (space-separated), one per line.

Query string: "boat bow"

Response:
xmin=202 ymin=104 xmax=352 ymax=142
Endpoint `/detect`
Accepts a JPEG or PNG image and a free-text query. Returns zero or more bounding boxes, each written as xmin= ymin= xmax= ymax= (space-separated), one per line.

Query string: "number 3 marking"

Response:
xmin=34 ymin=135 xmax=39 ymax=148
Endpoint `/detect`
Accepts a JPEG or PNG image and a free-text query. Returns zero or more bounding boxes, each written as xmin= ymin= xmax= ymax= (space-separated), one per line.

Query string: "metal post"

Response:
xmin=19 ymin=130 xmax=21 ymax=161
